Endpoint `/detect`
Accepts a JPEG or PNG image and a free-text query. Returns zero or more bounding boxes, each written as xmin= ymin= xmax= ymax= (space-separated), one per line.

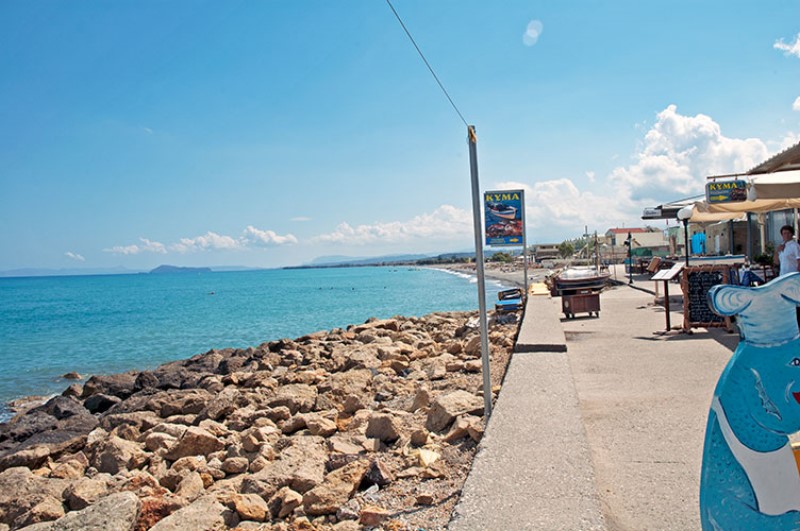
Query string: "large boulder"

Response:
xmin=318 ymin=369 xmax=373 ymax=397
xmin=0 ymin=467 xmax=68 ymax=528
xmin=266 ymin=384 xmax=317 ymax=414
xmin=89 ymin=436 xmax=148 ymax=475
xmin=426 ymin=390 xmax=484 ymax=432
xmin=81 ymin=373 xmax=137 ymax=400
xmin=365 ymin=414 xmax=401 ymax=444
xmin=149 ymin=496 xmax=238 ymax=531
xmin=164 ymin=427 xmax=224 ymax=461
xmin=302 ymin=460 xmax=370 ymax=516
xmin=64 ymin=476 xmax=111 ymax=511
xmin=20 ymin=491 xmax=140 ymax=531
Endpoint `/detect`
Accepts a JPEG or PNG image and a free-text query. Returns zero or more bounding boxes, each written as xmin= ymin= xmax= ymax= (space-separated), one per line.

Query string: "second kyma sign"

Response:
xmin=706 ymin=180 xmax=747 ymax=203
xmin=484 ymin=189 xmax=525 ymax=246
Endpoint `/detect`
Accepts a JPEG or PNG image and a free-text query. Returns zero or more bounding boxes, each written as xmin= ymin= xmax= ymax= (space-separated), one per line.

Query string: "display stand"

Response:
xmin=651 ymin=262 xmax=685 ymax=333
xmin=680 ymin=265 xmax=733 ymax=333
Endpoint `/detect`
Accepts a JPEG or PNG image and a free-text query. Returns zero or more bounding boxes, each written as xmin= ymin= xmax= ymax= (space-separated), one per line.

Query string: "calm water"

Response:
xmin=0 ymin=267 xmax=508 ymax=417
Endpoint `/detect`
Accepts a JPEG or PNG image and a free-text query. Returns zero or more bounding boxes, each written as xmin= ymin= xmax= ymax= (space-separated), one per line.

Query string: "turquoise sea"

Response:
xmin=0 ymin=267 xmax=509 ymax=420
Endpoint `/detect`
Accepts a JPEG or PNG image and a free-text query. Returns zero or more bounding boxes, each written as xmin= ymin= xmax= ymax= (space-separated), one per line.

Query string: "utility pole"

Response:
xmin=467 ymin=126 xmax=492 ymax=418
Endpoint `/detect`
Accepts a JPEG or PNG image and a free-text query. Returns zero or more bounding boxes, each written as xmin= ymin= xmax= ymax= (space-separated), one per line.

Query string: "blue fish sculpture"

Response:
xmin=701 ymin=273 xmax=800 ymax=529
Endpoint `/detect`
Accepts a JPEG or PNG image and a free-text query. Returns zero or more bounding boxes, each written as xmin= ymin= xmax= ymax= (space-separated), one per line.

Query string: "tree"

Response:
xmin=558 ymin=241 xmax=575 ymax=258
xmin=489 ymin=252 xmax=514 ymax=263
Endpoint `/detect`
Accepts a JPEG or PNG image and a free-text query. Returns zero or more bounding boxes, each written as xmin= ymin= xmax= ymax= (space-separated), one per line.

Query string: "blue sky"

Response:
xmin=1 ymin=1 xmax=799 ymax=270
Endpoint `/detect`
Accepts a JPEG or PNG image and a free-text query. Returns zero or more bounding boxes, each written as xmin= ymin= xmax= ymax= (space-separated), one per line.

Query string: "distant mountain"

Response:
xmin=149 ymin=265 xmax=212 ymax=274
xmin=0 ymin=266 xmax=142 ymax=278
xmin=210 ymin=265 xmax=267 ymax=272
xmin=306 ymin=255 xmax=370 ymax=266
xmin=304 ymin=253 xmax=437 ymax=267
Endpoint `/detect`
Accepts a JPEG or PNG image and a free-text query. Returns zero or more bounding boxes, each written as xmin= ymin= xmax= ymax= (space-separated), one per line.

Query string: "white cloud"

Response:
xmin=314 ymin=205 xmax=472 ymax=246
xmin=64 ymin=251 xmax=85 ymax=262
xmin=491 ymin=105 xmax=780 ymax=236
xmin=291 ymin=216 xmax=312 ymax=222
xmin=142 ymin=127 xmax=154 ymax=135
xmin=774 ymin=33 xmax=800 ymax=58
xmin=523 ymin=20 xmax=543 ymax=46
xmin=104 ymin=238 xmax=167 ymax=255
xmin=497 ymin=179 xmax=631 ymax=231
xmin=242 ymin=226 xmax=298 ymax=247
xmin=167 ymin=227 xmax=298 ymax=253
xmin=609 ymin=104 xmax=768 ymax=202
xmin=170 ymin=232 xmax=242 ymax=253
xmin=793 ymin=96 xmax=800 ymax=111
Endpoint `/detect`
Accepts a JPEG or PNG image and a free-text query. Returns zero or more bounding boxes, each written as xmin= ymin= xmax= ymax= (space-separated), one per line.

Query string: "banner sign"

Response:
xmin=484 ymin=189 xmax=525 ymax=246
xmin=706 ymin=180 xmax=747 ymax=204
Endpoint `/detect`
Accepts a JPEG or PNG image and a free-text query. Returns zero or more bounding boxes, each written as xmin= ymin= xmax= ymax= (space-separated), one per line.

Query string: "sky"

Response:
xmin=1 ymin=1 xmax=800 ymax=271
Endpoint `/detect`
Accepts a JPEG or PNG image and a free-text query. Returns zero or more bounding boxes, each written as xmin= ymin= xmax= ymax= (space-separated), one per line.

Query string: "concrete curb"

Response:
xmin=514 ymin=296 xmax=568 ymax=353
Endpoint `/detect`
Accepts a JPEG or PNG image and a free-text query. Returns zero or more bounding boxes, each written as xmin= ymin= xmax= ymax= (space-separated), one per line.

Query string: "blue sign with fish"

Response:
xmin=484 ymin=190 xmax=525 ymax=246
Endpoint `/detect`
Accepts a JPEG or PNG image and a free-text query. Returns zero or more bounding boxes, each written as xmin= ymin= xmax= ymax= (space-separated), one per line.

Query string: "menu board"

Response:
xmin=681 ymin=265 xmax=731 ymax=330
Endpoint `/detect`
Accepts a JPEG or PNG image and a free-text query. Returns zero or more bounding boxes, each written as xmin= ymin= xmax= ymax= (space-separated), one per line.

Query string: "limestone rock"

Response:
xmin=135 ymin=495 xmax=188 ymax=531
xmin=410 ymin=429 xmax=429 ymax=447
xmin=0 ymin=467 xmax=68 ymax=526
xmin=12 ymin=495 xmax=64 ymax=529
xmin=49 ymin=459 xmax=85 ymax=480
xmin=443 ymin=414 xmax=482 ymax=443
xmin=221 ymin=456 xmax=249 ymax=475
xmin=89 ymin=435 xmax=148 ymax=475
xmin=83 ymin=393 xmax=121 ymax=414
xmin=302 ymin=460 xmax=369 ymax=516
xmin=305 ymin=415 xmax=337 ymax=437
xmin=149 ymin=496 xmax=238 ymax=531
xmin=0 ymin=445 xmax=50 ymax=472
xmin=365 ymin=459 xmax=394 ymax=487
xmin=81 ymin=373 xmax=137 ymax=400
xmin=426 ymin=390 xmax=484 ymax=432
xmin=174 ymin=471 xmax=205 ymax=500
xmin=359 ymin=505 xmax=391 ymax=527
xmin=268 ymin=486 xmax=303 ymax=519
xmin=464 ymin=359 xmax=482 ymax=373
xmin=319 ymin=369 xmax=372 ymax=397
xmin=18 ymin=491 xmax=140 ymax=531
xmin=144 ymin=432 xmax=177 ymax=453
xmin=164 ymin=427 xmax=224 ymax=461
xmin=266 ymin=384 xmax=317 ymax=414
xmin=365 ymin=413 xmax=401 ymax=443
xmin=65 ymin=476 xmax=111 ymax=511
xmin=232 ymin=493 xmax=269 ymax=522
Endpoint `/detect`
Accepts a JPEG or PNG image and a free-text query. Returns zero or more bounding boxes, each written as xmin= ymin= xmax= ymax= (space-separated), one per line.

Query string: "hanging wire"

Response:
xmin=385 ymin=0 xmax=469 ymax=128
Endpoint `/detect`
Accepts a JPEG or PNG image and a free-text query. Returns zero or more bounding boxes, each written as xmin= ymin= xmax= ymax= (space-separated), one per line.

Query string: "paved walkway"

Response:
xmin=450 ymin=280 xmax=737 ymax=530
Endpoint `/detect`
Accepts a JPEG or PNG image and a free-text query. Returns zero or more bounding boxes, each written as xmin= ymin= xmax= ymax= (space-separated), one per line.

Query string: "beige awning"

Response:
xmin=747 ymin=169 xmax=800 ymax=200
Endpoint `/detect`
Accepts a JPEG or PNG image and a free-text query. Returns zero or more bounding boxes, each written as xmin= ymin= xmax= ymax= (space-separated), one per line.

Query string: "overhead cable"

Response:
xmin=385 ymin=0 xmax=469 ymax=127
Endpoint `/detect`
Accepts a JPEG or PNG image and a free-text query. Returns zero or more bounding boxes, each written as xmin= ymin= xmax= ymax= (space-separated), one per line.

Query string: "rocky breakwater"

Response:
xmin=0 ymin=310 xmax=517 ymax=530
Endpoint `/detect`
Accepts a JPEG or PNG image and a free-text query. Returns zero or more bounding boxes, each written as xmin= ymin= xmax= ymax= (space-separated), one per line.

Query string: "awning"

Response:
xmin=747 ymin=169 xmax=800 ymax=200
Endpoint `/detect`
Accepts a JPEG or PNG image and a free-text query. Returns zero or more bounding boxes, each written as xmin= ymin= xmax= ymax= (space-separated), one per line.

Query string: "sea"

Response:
xmin=0 ymin=266 xmax=511 ymax=421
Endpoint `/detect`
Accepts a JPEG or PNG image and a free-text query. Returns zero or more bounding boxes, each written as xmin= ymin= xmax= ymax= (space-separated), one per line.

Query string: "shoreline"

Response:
xmin=431 ymin=262 xmax=552 ymax=290
xmin=0 ymin=266 xmax=495 ymax=416
xmin=0 ymin=308 xmax=520 ymax=530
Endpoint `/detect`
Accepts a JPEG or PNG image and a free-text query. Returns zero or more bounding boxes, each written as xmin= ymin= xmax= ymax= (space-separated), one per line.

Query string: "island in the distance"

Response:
xmin=149 ymin=265 xmax=213 ymax=274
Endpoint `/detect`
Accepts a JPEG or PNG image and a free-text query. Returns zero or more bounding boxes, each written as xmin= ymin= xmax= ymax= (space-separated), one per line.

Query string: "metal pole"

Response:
xmin=627 ymin=232 xmax=633 ymax=284
xmin=683 ymin=220 xmax=690 ymax=267
xmin=746 ymin=212 xmax=752 ymax=262
xmin=468 ymin=125 xmax=492 ymax=418
xmin=521 ymin=190 xmax=528 ymax=297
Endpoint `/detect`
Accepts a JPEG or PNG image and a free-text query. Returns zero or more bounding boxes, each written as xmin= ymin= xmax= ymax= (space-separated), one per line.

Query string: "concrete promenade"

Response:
xmin=450 ymin=277 xmax=737 ymax=530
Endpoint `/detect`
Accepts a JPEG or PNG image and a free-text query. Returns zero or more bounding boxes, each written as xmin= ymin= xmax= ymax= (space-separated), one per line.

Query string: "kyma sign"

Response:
xmin=706 ymin=180 xmax=747 ymax=204
xmin=484 ymin=190 xmax=525 ymax=246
